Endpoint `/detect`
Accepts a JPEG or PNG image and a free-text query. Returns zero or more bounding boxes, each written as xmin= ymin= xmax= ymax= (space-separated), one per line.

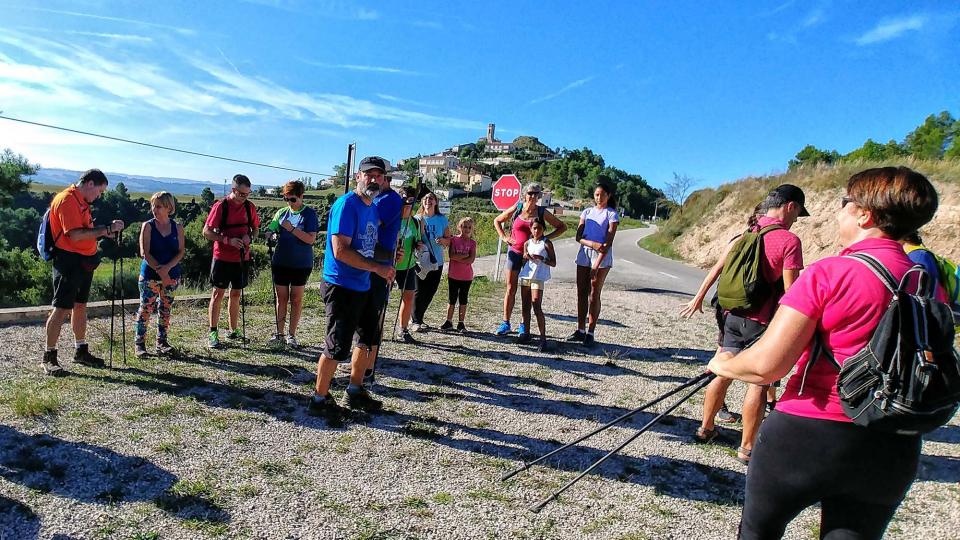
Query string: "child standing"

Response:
xmin=518 ymin=218 xmax=556 ymax=351
xmin=442 ymin=217 xmax=477 ymax=333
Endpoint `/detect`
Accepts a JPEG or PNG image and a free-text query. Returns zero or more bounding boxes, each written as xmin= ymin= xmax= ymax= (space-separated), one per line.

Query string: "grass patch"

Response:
xmin=122 ymin=401 xmax=177 ymax=421
xmin=466 ymin=489 xmax=511 ymax=503
xmin=401 ymin=496 xmax=429 ymax=509
xmin=183 ymin=519 xmax=229 ymax=537
xmin=638 ymin=234 xmax=682 ymax=261
xmin=169 ymin=479 xmax=217 ymax=499
xmin=432 ymin=492 xmax=454 ymax=505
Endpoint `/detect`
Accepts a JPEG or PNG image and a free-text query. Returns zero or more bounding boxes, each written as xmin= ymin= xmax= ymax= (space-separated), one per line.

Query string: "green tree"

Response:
xmin=843 ymin=138 xmax=908 ymax=161
xmin=0 ymin=148 xmax=37 ymax=205
xmin=788 ymin=145 xmax=840 ymax=169
xmin=200 ymin=187 xmax=216 ymax=206
xmin=905 ymin=111 xmax=955 ymax=159
xmin=255 ymin=185 xmax=268 ymax=197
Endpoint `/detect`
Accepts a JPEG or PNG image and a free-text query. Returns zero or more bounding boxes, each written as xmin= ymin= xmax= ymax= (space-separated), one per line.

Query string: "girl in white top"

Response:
xmin=518 ymin=218 xmax=556 ymax=351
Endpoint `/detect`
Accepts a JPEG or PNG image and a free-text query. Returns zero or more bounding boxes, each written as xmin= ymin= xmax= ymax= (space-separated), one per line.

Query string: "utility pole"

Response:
xmin=344 ymin=143 xmax=356 ymax=195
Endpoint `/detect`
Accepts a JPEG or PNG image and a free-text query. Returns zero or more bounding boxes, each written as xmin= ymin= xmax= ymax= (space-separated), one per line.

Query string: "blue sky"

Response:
xmin=1 ymin=1 xmax=958 ymax=189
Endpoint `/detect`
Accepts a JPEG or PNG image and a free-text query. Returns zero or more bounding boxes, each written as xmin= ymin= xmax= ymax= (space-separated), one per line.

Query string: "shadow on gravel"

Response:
xmin=363 ymin=411 xmax=745 ymax=506
xmin=0 ymin=495 xmax=40 ymax=540
xmin=925 ymin=424 xmax=960 ymax=444
xmin=543 ymin=313 xmax=628 ymax=328
xmin=0 ymin=425 xmax=229 ymax=526
xmin=171 ymin=347 xmax=311 ymax=381
xmin=626 ymin=287 xmax=695 ymax=298
xmin=917 ymin=455 xmax=960 ymax=483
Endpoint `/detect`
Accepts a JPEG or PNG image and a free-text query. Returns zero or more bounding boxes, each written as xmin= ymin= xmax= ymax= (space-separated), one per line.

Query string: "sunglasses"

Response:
xmin=285 ymin=197 xmax=298 ymax=202
xmin=527 ymin=192 xmax=542 ymax=197
xmin=234 ymin=189 xmax=250 ymax=198
xmin=841 ymin=196 xmax=855 ymax=208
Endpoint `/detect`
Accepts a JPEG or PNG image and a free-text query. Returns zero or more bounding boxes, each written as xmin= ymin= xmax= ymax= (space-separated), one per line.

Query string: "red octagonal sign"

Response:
xmin=491 ymin=174 xmax=522 ymax=211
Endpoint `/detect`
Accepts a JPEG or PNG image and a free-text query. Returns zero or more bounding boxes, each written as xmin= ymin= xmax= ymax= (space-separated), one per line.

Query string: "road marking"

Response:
xmin=622 ymin=259 xmax=638 ymax=265
xmin=658 ymin=271 xmax=678 ymax=279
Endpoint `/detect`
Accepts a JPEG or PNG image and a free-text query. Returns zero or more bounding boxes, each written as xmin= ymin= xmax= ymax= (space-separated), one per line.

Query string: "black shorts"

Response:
xmin=720 ymin=312 xmax=766 ymax=353
xmin=394 ymin=268 xmax=417 ymax=292
xmin=210 ymin=259 xmax=248 ymax=290
xmin=51 ymin=249 xmax=99 ymax=309
xmin=321 ymin=281 xmax=367 ymax=362
xmin=355 ymin=273 xmax=390 ymax=348
xmin=272 ymin=265 xmax=311 ymax=287
xmin=505 ymin=249 xmax=524 ymax=271
xmin=448 ymin=277 xmax=472 ymax=306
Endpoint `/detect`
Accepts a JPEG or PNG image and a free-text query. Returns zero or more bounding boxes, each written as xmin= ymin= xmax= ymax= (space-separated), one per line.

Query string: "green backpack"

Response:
xmin=716 ymin=224 xmax=783 ymax=312
xmin=905 ymin=245 xmax=960 ymax=322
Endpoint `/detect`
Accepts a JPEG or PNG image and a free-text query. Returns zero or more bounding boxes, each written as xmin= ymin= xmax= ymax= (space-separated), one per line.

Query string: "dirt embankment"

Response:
xmin=676 ymin=172 xmax=960 ymax=269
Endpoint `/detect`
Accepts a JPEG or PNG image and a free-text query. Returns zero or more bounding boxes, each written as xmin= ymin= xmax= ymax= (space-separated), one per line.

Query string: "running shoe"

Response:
xmin=156 ymin=340 xmax=175 ymax=356
xmin=415 ymin=322 xmax=431 ymax=333
xmin=517 ymin=323 xmax=526 ymax=336
xmin=307 ymin=394 xmax=346 ymax=425
xmin=716 ymin=404 xmax=741 ymax=424
xmin=494 ymin=321 xmax=511 ymax=336
xmin=582 ymin=333 xmax=596 ymax=347
xmin=286 ymin=335 xmax=300 ymax=349
xmin=565 ymin=329 xmax=586 ymax=342
xmin=439 ymin=320 xmax=454 ymax=331
xmin=456 ymin=321 xmax=466 ymax=333
xmin=208 ymin=331 xmax=223 ymax=349
xmin=134 ymin=342 xmax=148 ymax=358
xmin=41 ymin=350 xmax=66 ymax=377
xmin=537 ymin=339 xmax=550 ymax=353
xmin=226 ymin=328 xmax=244 ymax=341
xmin=516 ymin=333 xmax=532 ymax=344
xmin=400 ymin=330 xmax=419 ymax=344
xmin=362 ymin=369 xmax=376 ymax=387
xmin=267 ymin=333 xmax=285 ymax=349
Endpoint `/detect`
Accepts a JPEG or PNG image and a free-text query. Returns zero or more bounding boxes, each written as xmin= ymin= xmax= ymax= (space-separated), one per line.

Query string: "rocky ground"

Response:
xmin=1 ymin=279 xmax=958 ymax=540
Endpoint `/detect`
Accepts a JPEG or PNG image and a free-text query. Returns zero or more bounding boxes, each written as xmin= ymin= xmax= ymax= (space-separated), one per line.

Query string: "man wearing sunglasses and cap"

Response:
xmin=308 ymin=156 xmax=396 ymax=422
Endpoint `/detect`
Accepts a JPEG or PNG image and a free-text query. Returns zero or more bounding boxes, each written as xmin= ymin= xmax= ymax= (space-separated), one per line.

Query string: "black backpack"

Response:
xmin=803 ymin=253 xmax=960 ymax=436
xmin=218 ymin=199 xmax=253 ymax=235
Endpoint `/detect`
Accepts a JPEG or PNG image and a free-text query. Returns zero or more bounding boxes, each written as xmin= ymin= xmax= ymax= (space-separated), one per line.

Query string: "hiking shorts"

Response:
xmin=355 ymin=273 xmax=389 ymax=348
xmin=321 ymin=281 xmax=367 ymax=362
xmin=210 ymin=259 xmax=248 ymax=290
xmin=720 ymin=313 xmax=766 ymax=353
xmin=394 ymin=268 xmax=417 ymax=292
xmin=519 ymin=278 xmax=546 ymax=291
xmin=51 ymin=250 xmax=98 ymax=309
xmin=505 ymin=250 xmax=524 ymax=272
xmin=575 ymin=246 xmax=613 ymax=269
xmin=272 ymin=265 xmax=311 ymax=287
xmin=448 ymin=277 xmax=472 ymax=305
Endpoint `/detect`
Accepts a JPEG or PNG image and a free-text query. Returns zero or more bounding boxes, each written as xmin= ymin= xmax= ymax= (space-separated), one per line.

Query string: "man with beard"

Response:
xmin=308 ymin=157 xmax=396 ymax=421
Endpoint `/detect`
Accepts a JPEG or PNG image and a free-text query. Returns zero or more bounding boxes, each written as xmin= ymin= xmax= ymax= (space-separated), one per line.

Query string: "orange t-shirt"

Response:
xmin=50 ymin=185 xmax=98 ymax=256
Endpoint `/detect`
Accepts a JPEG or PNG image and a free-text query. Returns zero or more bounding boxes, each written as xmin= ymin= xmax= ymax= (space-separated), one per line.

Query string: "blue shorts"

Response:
xmin=505 ymin=250 xmax=524 ymax=271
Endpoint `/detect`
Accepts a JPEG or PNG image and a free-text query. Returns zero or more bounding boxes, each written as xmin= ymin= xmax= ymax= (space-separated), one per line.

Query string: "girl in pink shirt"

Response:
xmin=441 ymin=217 xmax=477 ymax=333
xmin=708 ymin=167 xmax=940 ymax=540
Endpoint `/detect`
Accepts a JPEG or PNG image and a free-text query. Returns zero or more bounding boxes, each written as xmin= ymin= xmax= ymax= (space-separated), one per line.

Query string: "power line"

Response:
xmin=0 ymin=114 xmax=337 ymax=178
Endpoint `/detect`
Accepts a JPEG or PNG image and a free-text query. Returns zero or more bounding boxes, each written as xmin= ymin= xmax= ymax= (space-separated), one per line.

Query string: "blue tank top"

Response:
xmin=140 ymin=218 xmax=182 ymax=280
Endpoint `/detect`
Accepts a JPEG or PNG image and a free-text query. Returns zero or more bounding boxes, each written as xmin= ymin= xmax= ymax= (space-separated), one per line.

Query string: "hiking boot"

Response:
xmin=516 ymin=333 xmax=532 ymax=344
xmin=400 ymin=330 xmax=419 ymax=345
xmin=286 ymin=335 xmax=300 ymax=349
xmin=135 ymin=342 xmax=148 ymax=358
xmin=582 ymin=333 xmax=596 ymax=347
xmin=156 ymin=339 xmax=174 ymax=356
xmin=345 ymin=387 xmax=383 ymax=412
xmin=307 ymin=394 xmax=346 ymax=425
xmin=208 ymin=331 xmax=223 ymax=349
xmin=73 ymin=344 xmax=105 ymax=368
xmin=456 ymin=321 xmax=466 ymax=333
xmin=362 ymin=369 xmax=376 ymax=388
xmin=439 ymin=320 xmax=454 ymax=331
xmin=565 ymin=329 xmax=586 ymax=342
xmin=494 ymin=321 xmax=511 ymax=336
xmin=517 ymin=323 xmax=526 ymax=336
xmin=41 ymin=350 xmax=66 ymax=377
xmin=716 ymin=404 xmax=741 ymax=424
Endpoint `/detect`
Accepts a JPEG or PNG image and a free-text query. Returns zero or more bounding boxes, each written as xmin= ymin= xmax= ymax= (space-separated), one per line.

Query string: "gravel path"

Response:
xmin=1 ymin=280 xmax=957 ymax=540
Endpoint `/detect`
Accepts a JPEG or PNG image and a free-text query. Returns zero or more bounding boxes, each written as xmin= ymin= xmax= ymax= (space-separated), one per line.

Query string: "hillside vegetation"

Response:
xmin=643 ymin=158 xmax=960 ymax=267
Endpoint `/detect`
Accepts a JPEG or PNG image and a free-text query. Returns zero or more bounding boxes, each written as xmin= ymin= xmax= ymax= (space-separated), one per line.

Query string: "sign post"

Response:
xmin=490 ymin=174 xmax=522 ymax=281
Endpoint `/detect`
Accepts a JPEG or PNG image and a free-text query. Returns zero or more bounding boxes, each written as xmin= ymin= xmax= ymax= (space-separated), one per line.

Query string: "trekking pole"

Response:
xmin=501 ymin=371 xmax=715 ymax=482
xmin=109 ymin=244 xmax=118 ymax=369
xmin=268 ymin=238 xmax=280 ymax=340
xmin=118 ymin=232 xmax=127 ymax=365
xmin=526 ymin=372 xmax=716 ymax=513
xmin=239 ymin=246 xmax=247 ymax=345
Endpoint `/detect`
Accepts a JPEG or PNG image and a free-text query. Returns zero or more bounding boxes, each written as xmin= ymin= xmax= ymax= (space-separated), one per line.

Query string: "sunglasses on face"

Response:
xmin=234 ymin=189 xmax=250 ymax=197
xmin=285 ymin=197 xmax=298 ymax=202
xmin=841 ymin=196 xmax=855 ymax=208
xmin=527 ymin=192 xmax=542 ymax=198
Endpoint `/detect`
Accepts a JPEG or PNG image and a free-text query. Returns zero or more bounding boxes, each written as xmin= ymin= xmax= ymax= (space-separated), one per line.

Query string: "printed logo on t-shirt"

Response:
xmin=285 ymin=211 xmax=303 ymax=229
xmin=359 ymin=221 xmax=377 ymax=258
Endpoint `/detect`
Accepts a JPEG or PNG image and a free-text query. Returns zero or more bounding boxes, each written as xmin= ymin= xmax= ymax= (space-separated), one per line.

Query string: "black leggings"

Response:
xmin=412 ymin=268 xmax=442 ymax=324
xmin=740 ymin=411 xmax=921 ymax=540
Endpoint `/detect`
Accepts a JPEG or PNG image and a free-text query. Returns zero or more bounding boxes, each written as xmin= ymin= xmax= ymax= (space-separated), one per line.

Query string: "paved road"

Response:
xmin=473 ymin=226 xmax=707 ymax=296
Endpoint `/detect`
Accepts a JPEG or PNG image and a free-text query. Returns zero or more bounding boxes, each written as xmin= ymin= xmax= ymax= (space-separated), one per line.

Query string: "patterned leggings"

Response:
xmin=135 ymin=279 xmax=178 ymax=344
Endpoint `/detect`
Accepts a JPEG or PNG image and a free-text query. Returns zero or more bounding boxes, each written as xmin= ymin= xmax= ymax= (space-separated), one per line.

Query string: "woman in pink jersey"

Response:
xmin=708 ymin=167 xmax=939 ymax=540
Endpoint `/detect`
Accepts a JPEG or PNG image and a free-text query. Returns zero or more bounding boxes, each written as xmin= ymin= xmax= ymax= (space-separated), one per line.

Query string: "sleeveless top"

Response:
xmin=519 ymin=238 xmax=551 ymax=281
xmin=140 ymin=219 xmax=182 ymax=281
xmin=510 ymin=216 xmax=535 ymax=254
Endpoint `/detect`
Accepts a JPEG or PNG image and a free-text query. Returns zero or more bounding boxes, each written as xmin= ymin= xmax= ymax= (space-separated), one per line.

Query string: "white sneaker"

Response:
xmin=415 ymin=322 xmax=430 ymax=333
xmin=286 ymin=335 xmax=299 ymax=348
xmin=408 ymin=322 xmax=421 ymax=333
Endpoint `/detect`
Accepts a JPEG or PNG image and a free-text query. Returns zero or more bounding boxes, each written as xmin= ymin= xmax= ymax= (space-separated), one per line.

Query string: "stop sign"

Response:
xmin=491 ymin=174 xmax=522 ymax=211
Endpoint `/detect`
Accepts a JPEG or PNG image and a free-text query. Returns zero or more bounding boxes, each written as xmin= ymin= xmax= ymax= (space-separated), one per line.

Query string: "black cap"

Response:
xmin=767 ymin=184 xmax=810 ymax=217
xmin=358 ymin=156 xmax=387 ymax=173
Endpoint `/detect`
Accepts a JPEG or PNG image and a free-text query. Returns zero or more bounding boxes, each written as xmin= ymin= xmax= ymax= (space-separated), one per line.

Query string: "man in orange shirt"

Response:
xmin=43 ymin=169 xmax=125 ymax=376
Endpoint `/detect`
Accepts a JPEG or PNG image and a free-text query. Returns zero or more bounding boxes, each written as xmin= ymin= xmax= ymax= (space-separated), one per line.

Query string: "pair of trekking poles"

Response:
xmin=109 ymin=231 xmax=126 ymax=368
xmin=501 ymin=370 xmax=717 ymax=512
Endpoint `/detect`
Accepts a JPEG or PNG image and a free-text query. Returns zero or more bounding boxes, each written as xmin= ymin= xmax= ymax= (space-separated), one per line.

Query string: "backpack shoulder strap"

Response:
xmin=757 ymin=224 xmax=784 ymax=235
xmin=218 ymin=199 xmax=228 ymax=232
xmin=244 ymin=200 xmax=253 ymax=233
xmin=537 ymin=205 xmax=546 ymax=220
xmin=845 ymin=253 xmax=898 ymax=294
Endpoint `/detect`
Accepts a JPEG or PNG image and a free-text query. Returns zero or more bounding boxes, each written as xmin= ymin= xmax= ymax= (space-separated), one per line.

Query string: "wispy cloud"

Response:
xmin=528 ymin=76 xmax=595 ymax=105
xmin=301 ymin=59 xmax=423 ymax=75
xmin=801 ymin=9 xmax=824 ymax=28
xmin=760 ymin=0 xmax=796 ymax=18
xmin=62 ymin=31 xmax=154 ymax=43
xmin=855 ymin=14 xmax=928 ymax=46
xmin=240 ymin=0 xmax=378 ymax=20
xmin=14 ymin=6 xmax=196 ymax=36
xmin=375 ymin=93 xmax=432 ymax=108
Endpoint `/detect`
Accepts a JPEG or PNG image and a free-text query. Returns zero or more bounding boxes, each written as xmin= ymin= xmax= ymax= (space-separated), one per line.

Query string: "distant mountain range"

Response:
xmin=27 ymin=168 xmax=254 ymax=196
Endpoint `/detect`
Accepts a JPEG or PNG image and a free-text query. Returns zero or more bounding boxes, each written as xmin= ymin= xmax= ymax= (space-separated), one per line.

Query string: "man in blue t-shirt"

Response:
xmin=356 ymin=164 xmax=404 ymax=386
xmin=309 ymin=156 xmax=395 ymax=422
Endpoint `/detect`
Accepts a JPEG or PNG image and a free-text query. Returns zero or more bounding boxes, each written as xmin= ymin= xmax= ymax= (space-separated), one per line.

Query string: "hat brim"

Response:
xmin=799 ymin=207 xmax=810 ymax=217
xmin=359 ymin=165 xmax=385 ymax=173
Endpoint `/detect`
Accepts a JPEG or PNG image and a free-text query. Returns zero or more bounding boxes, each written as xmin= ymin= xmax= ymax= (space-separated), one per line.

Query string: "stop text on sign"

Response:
xmin=494 ymin=187 xmax=520 ymax=198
